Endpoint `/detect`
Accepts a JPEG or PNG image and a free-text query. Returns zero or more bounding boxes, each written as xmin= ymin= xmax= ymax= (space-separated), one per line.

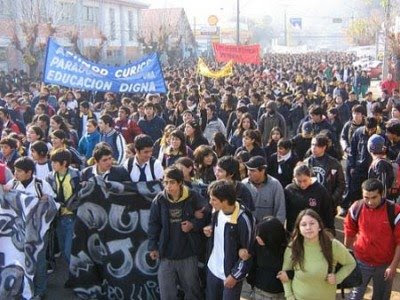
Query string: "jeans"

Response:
xmin=55 ymin=215 xmax=75 ymax=264
xmin=253 ymin=288 xmax=285 ymax=300
xmin=34 ymin=232 xmax=48 ymax=297
xmin=349 ymin=260 xmax=393 ymax=300
xmin=206 ymin=268 xmax=243 ymax=300
xmin=157 ymin=256 xmax=202 ymax=300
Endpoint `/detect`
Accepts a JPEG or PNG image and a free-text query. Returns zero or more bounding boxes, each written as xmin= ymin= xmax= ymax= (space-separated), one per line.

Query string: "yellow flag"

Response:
xmin=197 ymin=58 xmax=233 ymax=78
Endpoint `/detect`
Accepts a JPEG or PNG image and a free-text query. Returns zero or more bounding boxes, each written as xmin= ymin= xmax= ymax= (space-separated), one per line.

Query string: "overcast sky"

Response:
xmin=148 ymin=0 xmax=356 ymax=26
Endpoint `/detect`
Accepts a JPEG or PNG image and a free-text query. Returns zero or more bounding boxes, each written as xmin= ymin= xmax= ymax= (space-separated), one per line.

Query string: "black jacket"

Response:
xmin=81 ymin=165 xmax=131 ymax=182
xmin=187 ymin=135 xmax=209 ymax=151
xmin=349 ymin=126 xmax=377 ymax=171
xmin=284 ymin=180 xmax=335 ymax=232
xmin=148 ymin=187 xmax=207 ymax=258
xmin=206 ymin=203 xmax=255 ymax=280
xmin=268 ymin=152 xmax=299 ymax=188
xmin=247 ymin=243 xmax=284 ymax=293
xmin=235 ymin=145 xmax=266 ymax=158
xmin=304 ymin=154 xmax=345 ymax=209
xmin=235 ymin=181 xmax=255 ymax=211
xmin=291 ymin=134 xmax=312 ymax=160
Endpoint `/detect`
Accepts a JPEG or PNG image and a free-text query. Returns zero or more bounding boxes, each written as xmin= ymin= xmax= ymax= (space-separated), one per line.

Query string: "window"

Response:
xmin=84 ymin=5 xmax=98 ymax=23
xmin=128 ymin=10 xmax=135 ymax=41
xmin=60 ymin=2 xmax=74 ymax=22
xmin=109 ymin=8 xmax=116 ymax=40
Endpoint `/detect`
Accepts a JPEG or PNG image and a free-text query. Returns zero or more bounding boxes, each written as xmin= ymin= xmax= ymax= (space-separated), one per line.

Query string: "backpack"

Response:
xmin=351 ymin=199 xmax=396 ymax=231
xmin=127 ymin=157 xmax=156 ymax=181
xmin=33 ymin=178 xmax=44 ymax=199
xmin=369 ymin=158 xmax=398 ymax=197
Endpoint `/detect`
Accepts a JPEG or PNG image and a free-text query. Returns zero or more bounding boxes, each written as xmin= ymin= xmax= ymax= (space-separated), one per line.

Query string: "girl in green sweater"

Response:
xmin=277 ymin=209 xmax=356 ymax=300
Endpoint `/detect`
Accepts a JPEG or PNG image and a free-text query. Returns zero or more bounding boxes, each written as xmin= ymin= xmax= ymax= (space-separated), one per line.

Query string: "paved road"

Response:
xmin=47 ymin=215 xmax=400 ymax=300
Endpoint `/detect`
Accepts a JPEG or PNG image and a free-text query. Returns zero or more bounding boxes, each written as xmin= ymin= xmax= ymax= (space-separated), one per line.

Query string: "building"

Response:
xmin=0 ymin=0 xmax=149 ymax=72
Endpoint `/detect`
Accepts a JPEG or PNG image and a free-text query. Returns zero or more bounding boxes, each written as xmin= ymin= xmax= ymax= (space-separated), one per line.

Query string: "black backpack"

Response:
xmin=127 ymin=157 xmax=156 ymax=181
xmin=350 ymin=199 xmax=396 ymax=231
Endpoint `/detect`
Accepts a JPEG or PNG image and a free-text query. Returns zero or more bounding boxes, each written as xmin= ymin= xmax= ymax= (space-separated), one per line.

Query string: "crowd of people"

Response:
xmin=1 ymin=52 xmax=400 ymax=300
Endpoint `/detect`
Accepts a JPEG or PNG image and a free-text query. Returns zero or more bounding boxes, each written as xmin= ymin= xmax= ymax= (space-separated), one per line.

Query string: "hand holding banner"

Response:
xmin=213 ymin=43 xmax=260 ymax=65
xmin=43 ymin=39 xmax=166 ymax=93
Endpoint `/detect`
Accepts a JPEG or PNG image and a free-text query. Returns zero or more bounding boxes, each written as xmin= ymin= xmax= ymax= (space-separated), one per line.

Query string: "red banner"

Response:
xmin=213 ymin=43 xmax=260 ymax=64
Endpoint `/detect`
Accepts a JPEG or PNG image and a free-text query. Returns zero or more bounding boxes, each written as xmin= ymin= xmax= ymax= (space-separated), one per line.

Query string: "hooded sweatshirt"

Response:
xmin=284 ymin=179 xmax=335 ymax=232
xmin=148 ymin=186 xmax=207 ymax=259
xmin=258 ymin=101 xmax=287 ymax=146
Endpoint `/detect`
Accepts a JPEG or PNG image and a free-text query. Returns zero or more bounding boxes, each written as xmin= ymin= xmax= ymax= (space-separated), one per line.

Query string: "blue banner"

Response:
xmin=43 ymin=39 xmax=166 ymax=93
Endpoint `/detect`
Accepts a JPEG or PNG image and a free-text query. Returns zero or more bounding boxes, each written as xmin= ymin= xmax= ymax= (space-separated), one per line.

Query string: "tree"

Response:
xmin=345 ymin=17 xmax=381 ymax=46
xmin=7 ymin=0 xmax=63 ymax=78
xmin=138 ymin=8 xmax=188 ymax=62
xmin=67 ymin=28 xmax=108 ymax=63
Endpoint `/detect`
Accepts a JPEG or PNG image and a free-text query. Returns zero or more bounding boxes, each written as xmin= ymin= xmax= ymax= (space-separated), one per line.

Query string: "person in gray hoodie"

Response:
xmin=203 ymin=103 xmax=226 ymax=143
xmin=258 ymin=101 xmax=287 ymax=146
xmin=242 ymin=156 xmax=286 ymax=223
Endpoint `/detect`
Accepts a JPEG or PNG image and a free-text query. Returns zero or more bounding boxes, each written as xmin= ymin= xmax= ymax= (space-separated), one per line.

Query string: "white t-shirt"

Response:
xmin=81 ymin=114 xmax=88 ymax=137
xmin=35 ymin=162 xmax=52 ymax=181
xmin=207 ymin=211 xmax=231 ymax=280
xmin=123 ymin=157 xmax=164 ymax=182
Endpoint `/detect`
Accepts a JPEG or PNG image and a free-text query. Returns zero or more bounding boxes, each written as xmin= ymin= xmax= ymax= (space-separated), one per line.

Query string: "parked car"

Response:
xmin=365 ymin=60 xmax=382 ymax=79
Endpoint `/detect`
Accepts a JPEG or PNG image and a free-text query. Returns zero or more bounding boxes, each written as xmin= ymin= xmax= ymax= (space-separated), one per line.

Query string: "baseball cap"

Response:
xmin=367 ymin=134 xmax=386 ymax=154
xmin=245 ymin=156 xmax=267 ymax=170
xmin=302 ymin=122 xmax=313 ymax=134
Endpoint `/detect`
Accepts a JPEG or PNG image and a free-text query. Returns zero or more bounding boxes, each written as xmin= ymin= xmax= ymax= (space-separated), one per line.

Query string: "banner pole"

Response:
xmin=41 ymin=37 xmax=51 ymax=84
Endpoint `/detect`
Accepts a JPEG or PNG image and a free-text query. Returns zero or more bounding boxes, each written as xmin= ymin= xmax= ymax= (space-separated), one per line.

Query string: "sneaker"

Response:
xmin=339 ymin=208 xmax=348 ymax=217
xmin=54 ymin=252 xmax=61 ymax=258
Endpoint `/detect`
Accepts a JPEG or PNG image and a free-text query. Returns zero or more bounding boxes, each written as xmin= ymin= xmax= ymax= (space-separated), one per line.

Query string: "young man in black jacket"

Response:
xmin=205 ymin=180 xmax=255 ymax=300
xmin=80 ymin=143 xmax=131 ymax=182
xmin=305 ymin=134 xmax=345 ymax=217
xmin=148 ymin=167 xmax=206 ymax=300
xmin=268 ymin=138 xmax=299 ymax=189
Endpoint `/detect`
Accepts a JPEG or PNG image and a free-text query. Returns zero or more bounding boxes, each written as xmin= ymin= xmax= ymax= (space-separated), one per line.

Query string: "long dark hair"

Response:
xmin=257 ymin=216 xmax=288 ymax=256
xmin=51 ymin=115 xmax=70 ymax=133
xmin=213 ymin=132 xmax=229 ymax=155
xmin=169 ymin=129 xmax=187 ymax=155
xmin=290 ymin=209 xmax=333 ymax=271
xmin=235 ymin=112 xmax=256 ymax=137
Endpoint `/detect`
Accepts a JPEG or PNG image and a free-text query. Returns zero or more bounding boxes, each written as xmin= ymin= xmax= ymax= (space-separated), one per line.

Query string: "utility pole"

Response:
xmin=236 ymin=0 xmax=240 ymax=45
xmin=284 ymin=7 xmax=288 ymax=46
xmin=383 ymin=0 xmax=391 ymax=78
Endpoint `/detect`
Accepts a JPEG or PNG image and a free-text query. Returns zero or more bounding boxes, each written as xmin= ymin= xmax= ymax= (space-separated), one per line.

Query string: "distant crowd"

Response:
xmin=0 ymin=52 xmax=399 ymax=300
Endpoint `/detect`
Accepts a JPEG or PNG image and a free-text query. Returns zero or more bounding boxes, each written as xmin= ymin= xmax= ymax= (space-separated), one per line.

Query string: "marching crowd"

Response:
xmin=1 ymin=52 xmax=400 ymax=300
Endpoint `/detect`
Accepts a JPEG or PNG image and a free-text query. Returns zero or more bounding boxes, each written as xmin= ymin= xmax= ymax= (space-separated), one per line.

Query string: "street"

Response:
xmin=47 ymin=215 xmax=400 ymax=300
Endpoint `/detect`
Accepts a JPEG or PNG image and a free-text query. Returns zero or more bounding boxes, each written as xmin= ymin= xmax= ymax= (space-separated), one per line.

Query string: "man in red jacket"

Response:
xmin=114 ymin=106 xmax=141 ymax=144
xmin=344 ymin=178 xmax=400 ymax=300
xmin=381 ymin=73 xmax=398 ymax=96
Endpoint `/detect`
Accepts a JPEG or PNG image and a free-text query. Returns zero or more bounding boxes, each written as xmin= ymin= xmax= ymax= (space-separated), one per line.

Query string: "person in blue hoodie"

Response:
xmin=78 ymin=119 xmax=101 ymax=160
